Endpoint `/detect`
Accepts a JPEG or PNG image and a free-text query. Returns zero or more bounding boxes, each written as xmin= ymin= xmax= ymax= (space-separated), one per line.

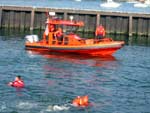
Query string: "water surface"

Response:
xmin=0 ymin=30 xmax=150 ymax=113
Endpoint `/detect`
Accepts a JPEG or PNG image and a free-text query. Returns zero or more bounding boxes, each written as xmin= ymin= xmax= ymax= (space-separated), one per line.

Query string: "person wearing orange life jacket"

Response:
xmin=43 ymin=24 xmax=55 ymax=43
xmin=72 ymin=96 xmax=81 ymax=107
xmin=72 ymin=95 xmax=89 ymax=107
xmin=82 ymin=95 xmax=89 ymax=106
xmin=8 ymin=76 xmax=25 ymax=88
xmin=49 ymin=24 xmax=55 ymax=32
xmin=95 ymin=25 xmax=106 ymax=39
xmin=54 ymin=27 xmax=63 ymax=44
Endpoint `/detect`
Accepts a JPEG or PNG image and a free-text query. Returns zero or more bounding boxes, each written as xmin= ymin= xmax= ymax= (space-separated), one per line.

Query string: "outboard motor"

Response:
xmin=25 ymin=35 xmax=39 ymax=43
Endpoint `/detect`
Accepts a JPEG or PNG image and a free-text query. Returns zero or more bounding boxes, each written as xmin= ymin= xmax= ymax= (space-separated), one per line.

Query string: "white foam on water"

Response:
xmin=0 ymin=103 xmax=7 ymax=112
xmin=16 ymin=101 xmax=38 ymax=109
xmin=46 ymin=104 xmax=70 ymax=112
xmin=26 ymin=51 xmax=37 ymax=58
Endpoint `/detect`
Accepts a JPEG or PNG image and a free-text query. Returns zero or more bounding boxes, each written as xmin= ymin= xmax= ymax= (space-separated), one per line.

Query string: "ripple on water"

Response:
xmin=1 ymin=33 xmax=150 ymax=113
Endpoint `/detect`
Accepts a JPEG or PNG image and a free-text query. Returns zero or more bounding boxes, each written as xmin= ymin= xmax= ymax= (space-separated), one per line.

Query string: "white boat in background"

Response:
xmin=100 ymin=0 xmax=121 ymax=8
xmin=134 ymin=0 xmax=150 ymax=8
xmin=75 ymin=0 xmax=81 ymax=2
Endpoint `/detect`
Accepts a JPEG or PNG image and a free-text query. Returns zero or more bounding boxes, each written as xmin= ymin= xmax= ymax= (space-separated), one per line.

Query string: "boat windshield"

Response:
xmin=47 ymin=16 xmax=84 ymax=37
xmin=53 ymin=24 xmax=81 ymax=35
xmin=66 ymin=26 xmax=80 ymax=34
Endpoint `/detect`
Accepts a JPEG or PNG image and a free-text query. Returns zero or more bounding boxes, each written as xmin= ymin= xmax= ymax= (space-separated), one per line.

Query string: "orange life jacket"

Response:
xmin=11 ymin=80 xmax=24 ymax=88
xmin=95 ymin=26 xmax=105 ymax=37
xmin=55 ymin=28 xmax=63 ymax=38
xmin=72 ymin=96 xmax=89 ymax=107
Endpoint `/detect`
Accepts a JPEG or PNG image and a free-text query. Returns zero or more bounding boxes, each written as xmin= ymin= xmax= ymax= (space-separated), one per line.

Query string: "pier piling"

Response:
xmin=148 ymin=20 xmax=150 ymax=36
xmin=20 ymin=12 xmax=25 ymax=29
xmin=0 ymin=5 xmax=150 ymax=36
xmin=0 ymin=8 xmax=2 ymax=28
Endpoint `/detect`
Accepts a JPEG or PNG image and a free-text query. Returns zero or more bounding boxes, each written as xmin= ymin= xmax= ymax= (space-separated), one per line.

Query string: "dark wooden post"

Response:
xmin=30 ymin=7 xmax=35 ymax=31
xmin=106 ymin=16 xmax=111 ymax=33
xmin=9 ymin=11 xmax=14 ymax=28
xmin=41 ymin=12 xmax=46 ymax=29
xmin=0 ymin=8 xmax=2 ymax=28
xmin=116 ymin=17 xmax=121 ymax=34
xmin=148 ymin=19 xmax=150 ymax=36
xmin=129 ymin=15 xmax=133 ymax=36
xmin=20 ymin=12 xmax=25 ymax=29
xmin=14 ymin=11 xmax=20 ymax=28
xmin=137 ymin=18 xmax=143 ymax=35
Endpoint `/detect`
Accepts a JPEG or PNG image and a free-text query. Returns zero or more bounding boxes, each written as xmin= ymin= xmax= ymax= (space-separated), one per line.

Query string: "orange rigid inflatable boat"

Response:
xmin=25 ymin=12 xmax=124 ymax=56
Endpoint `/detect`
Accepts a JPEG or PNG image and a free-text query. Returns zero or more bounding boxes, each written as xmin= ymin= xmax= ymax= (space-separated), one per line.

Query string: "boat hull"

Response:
xmin=25 ymin=42 xmax=124 ymax=56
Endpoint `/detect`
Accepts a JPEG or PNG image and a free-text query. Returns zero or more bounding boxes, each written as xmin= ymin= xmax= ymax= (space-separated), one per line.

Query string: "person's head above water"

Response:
xmin=15 ymin=75 xmax=22 ymax=80
xmin=8 ymin=75 xmax=24 ymax=88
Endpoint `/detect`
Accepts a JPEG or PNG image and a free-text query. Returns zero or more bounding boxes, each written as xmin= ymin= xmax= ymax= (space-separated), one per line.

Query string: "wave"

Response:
xmin=16 ymin=101 xmax=38 ymax=109
xmin=0 ymin=102 xmax=7 ymax=112
xmin=45 ymin=104 xmax=70 ymax=112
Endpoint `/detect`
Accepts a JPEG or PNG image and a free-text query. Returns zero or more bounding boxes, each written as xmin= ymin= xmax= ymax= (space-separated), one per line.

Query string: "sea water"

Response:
xmin=0 ymin=29 xmax=150 ymax=113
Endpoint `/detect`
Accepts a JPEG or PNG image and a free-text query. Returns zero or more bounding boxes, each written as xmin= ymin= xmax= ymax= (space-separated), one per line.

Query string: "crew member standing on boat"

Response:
xmin=49 ymin=25 xmax=55 ymax=32
xmin=54 ymin=27 xmax=63 ymax=44
xmin=43 ymin=24 xmax=55 ymax=43
xmin=95 ymin=25 xmax=106 ymax=40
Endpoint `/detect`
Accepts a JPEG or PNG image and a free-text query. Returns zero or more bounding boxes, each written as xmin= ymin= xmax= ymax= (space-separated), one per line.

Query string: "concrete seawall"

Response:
xmin=0 ymin=5 xmax=150 ymax=36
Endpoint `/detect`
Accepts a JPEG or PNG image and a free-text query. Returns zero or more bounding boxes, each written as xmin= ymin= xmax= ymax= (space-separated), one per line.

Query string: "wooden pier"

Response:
xmin=0 ymin=5 xmax=150 ymax=36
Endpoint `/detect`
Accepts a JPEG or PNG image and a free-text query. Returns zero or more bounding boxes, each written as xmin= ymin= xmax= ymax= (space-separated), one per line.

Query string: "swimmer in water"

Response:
xmin=8 ymin=75 xmax=25 ymax=88
xmin=72 ymin=95 xmax=89 ymax=107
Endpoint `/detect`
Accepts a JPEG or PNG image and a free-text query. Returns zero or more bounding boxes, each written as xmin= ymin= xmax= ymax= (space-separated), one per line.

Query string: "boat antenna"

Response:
xmin=69 ymin=15 xmax=74 ymax=22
